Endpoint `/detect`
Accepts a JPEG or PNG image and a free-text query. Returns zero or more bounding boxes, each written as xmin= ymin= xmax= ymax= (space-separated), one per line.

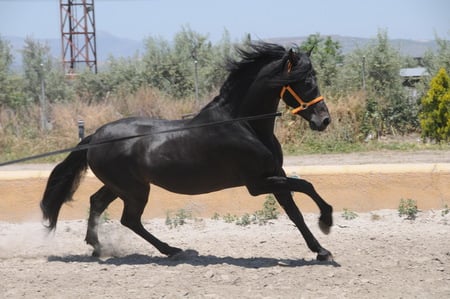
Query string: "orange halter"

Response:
xmin=280 ymin=62 xmax=324 ymax=114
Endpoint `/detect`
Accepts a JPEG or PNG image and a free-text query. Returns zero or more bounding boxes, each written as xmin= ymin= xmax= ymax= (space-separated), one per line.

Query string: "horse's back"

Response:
xmin=86 ymin=116 xmax=278 ymax=195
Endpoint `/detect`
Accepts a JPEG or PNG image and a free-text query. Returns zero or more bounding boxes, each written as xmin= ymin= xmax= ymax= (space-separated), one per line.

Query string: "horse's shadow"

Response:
xmin=48 ymin=250 xmax=341 ymax=268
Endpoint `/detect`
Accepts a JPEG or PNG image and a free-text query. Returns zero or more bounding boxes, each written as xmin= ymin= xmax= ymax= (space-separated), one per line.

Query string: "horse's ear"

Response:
xmin=288 ymin=48 xmax=299 ymax=66
xmin=306 ymin=43 xmax=317 ymax=57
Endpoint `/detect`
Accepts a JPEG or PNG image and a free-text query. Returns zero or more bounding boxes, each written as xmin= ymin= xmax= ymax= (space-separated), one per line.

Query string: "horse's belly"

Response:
xmin=149 ymin=166 xmax=244 ymax=195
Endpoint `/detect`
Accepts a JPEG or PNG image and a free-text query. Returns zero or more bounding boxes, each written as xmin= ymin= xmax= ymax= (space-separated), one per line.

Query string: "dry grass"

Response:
xmin=0 ymin=88 xmax=406 ymax=163
xmin=0 ymin=87 xmax=210 ymax=162
xmin=275 ymin=91 xmax=366 ymax=152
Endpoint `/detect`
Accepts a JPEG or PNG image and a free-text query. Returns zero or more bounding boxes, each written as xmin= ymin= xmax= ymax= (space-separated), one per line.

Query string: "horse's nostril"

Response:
xmin=323 ymin=117 xmax=331 ymax=126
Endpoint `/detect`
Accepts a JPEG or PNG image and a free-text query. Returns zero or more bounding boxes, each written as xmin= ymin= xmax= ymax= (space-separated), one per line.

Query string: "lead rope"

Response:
xmin=0 ymin=112 xmax=281 ymax=167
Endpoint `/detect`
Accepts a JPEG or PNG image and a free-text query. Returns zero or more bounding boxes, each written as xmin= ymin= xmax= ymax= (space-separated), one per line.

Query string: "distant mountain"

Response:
xmin=6 ymin=31 xmax=145 ymax=71
xmin=267 ymin=35 xmax=438 ymax=57
xmin=4 ymin=32 xmax=439 ymax=71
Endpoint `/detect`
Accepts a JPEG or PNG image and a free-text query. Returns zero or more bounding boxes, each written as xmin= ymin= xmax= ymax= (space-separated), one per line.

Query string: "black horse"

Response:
xmin=41 ymin=42 xmax=333 ymax=261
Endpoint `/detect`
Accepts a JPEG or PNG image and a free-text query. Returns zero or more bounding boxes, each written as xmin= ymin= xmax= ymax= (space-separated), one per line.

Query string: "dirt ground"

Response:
xmin=1 ymin=211 xmax=449 ymax=298
xmin=1 ymin=150 xmax=450 ymax=298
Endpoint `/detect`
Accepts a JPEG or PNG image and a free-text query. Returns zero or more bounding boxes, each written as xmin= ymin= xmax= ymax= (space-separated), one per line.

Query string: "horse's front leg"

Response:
xmin=246 ymin=177 xmax=332 ymax=261
xmin=274 ymin=191 xmax=333 ymax=261
xmin=287 ymin=177 xmax=333 ymax=234
xmin=247 ymin=175 xmax=333 ymax=234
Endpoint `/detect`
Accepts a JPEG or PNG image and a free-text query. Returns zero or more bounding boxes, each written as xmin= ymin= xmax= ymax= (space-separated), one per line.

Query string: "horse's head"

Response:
xmin=280 ymin=48 xmax=331 ymax=131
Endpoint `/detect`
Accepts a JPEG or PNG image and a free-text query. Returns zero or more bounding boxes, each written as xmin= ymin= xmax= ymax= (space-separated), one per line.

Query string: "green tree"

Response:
xmin=365 ymin=31 xmax=403 ymax=98
xmin=74 ymin=69 xmax=111 ymax=104
xmin=104 ymin=53 xmax=145 ymax=97
xmin=300 ymin=34 xmax=343 ymax=89
xmin=334 ymin=47 xmax=366 ymax=94
xmin=142 ymin=26 xmax=233 ymax=100
xmin=0 ymin=36 xmax=27 ymax=109
xmin=419 ymin=68 xmax=450 ymax=142
xmin=0 ymin=36 xmax=16 ymax=107
xmin=21 ymin=37 xmax=73 ymax=108
xmin=0 ymin=36 xmax=13 ymax=100
xmin=423 ymin=34 xmax=450 ymax=76
xmin=364 ymin=30 xmax=416 ymax=134
xmin=21 ymin=37 xmax=52 ymax=104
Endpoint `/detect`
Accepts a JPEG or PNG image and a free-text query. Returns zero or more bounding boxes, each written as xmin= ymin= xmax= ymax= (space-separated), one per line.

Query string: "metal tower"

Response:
xmin=60 ymin=0 xmax=97 ymax=74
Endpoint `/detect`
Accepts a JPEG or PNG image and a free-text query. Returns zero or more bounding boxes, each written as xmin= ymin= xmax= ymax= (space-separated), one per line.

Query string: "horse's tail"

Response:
xmin=40 ymin=135 xmax=92 ymax=231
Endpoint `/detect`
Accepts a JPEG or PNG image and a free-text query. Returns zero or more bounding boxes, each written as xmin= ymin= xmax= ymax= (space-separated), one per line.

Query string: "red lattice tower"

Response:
xmin=60 ymin=0 xmax=97 ymax=74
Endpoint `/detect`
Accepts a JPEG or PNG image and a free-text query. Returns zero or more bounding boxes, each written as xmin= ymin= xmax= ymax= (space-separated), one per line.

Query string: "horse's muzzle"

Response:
xmin=310 ymin=116 xmax=331 ymax=131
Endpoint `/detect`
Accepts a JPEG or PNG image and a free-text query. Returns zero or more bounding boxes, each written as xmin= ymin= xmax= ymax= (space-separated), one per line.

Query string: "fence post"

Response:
xmin=78 ymin=119 xmax=85 ymax=141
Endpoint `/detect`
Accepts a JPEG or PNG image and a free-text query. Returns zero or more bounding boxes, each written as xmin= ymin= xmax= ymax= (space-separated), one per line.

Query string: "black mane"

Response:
xmin=226 ymin=42 xmax=287 ymax=75
xmin=221 ymin=42 xmax=288 ymax=95
xmin=227 ymin=42 xmax=315 ymax=91
xmin=200 ymin=42 xmax=313 ymax=114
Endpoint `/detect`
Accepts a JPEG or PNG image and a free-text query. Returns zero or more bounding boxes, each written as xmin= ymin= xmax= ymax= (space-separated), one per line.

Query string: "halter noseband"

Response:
xmin=280 ymin=61 xmax=324 ymax=114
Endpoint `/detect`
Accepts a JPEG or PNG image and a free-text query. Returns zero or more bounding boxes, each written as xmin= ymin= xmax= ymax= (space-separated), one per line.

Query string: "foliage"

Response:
xmin=419 ymin=68 xmax=450 ymax=142
xmin=21 ymin=37 xmax=51 ymax=104
xmin=331 ymin=30 xmax=421 ymax=138
xmin=222 ymin=213 xmax=238 ymax=223
xmin=423 ymin=35 xmax=450 ymax=76
xmin=214 ymin=195 xmax=279 ymax=226
xmin=255 ymin=195 xmax=279 ymax=222
xmin=238 ymin=195 xmax=280 ymax=226
xmin=142 ymin=26 xmax=232 ymax=99
xmin=165 ymin=209 xmax=192 ymax=229
xmin=398 ymin=198 xmax=418 ymax=220
xmin=1 ymin=30 xmax=450 ymax=160
xmin=235 ymin=213 xmax=252 ymax=226
xmin=363 ymin=30 xmax=417 ymax=135
xmin=341 ymin=208 xmax=358 ymax=220
xmin=442 ymin=204 xmax=450 ymax=217
xmin=300 ymin=33 xmax=344 ymax=89
xmin=0 ymin=36 xmax=19 ymax=108
xmin=360 ymin=96 xmax=383 ymax=138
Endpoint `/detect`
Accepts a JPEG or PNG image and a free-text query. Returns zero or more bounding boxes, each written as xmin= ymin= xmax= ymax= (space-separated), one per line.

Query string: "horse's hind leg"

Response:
xmin=119 ymin=184 xmax=182 ymax=257
xmin=85 ymin=186 xmax=117 ymax=257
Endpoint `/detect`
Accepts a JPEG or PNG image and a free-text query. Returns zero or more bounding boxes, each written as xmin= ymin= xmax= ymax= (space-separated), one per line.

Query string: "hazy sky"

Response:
xmin=0 ymin=0 xmax=449 ymax=42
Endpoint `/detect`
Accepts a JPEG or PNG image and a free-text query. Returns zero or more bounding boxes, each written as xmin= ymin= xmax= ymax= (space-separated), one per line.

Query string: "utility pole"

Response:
xmin=191 ymin=46 xmax=199 ymax=103
xmin=39 ymin=63 xmax=48 ymax=131
xmin=362 ymin=55 xmax=366 ymax=91
xmin=60 ymin=0 xmax=97 ymax=75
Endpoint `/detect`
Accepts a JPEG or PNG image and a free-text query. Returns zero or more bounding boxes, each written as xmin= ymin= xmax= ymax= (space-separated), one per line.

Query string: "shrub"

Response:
xmin=341 ymin=208 xmax=358 ymax=220
xmin=398 ymin=198 xmax=419 ymax=220
xmin=442 ymin=204 xmax=450 ymax=217
xmin=219 ymin=195 xmax=280 ymax=226
xmin=165 ymin=209 xmax=192 ymax=229
xmin=419 ymin=68 xmax=450 ymax=143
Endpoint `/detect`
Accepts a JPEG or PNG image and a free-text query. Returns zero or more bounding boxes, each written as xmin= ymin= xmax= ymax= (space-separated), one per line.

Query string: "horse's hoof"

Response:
xmin=319 ymin=211 xmax=333 ymax=235
xmin=166 ymin=247 xmax=183 ymax=258
xmin=319 ymin=219 xmax=331 ymax=235
xmin=92 ymin=248 xmax=101 ymax=257
xmin=316 ymin=249 xmax=333 ymax=261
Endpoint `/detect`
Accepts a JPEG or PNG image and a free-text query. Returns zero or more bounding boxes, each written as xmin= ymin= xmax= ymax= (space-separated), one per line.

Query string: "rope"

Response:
xmin=0 ymin=112 xmax=281 ymax=167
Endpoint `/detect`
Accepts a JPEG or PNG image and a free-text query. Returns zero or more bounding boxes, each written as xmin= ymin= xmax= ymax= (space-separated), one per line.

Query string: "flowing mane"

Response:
xmin=199 ymin=42 xmax=315 ymax=116
xmin=199 ymin=43 xmax=285 ymax=115
xmin=220 ymin=42 xmax=287 ymax=97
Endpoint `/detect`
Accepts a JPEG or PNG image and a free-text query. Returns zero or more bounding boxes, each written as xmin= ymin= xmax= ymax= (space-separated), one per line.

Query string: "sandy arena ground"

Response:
xmin=1 ymin=150 xmax=450 ymax=298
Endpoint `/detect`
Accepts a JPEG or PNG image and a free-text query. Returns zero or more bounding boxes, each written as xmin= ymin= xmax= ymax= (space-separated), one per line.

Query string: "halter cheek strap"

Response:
xmin=280 ymin=61 xmax=324 ymax=114
xmin=280 ymin=86 xmax=324 ymax=114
